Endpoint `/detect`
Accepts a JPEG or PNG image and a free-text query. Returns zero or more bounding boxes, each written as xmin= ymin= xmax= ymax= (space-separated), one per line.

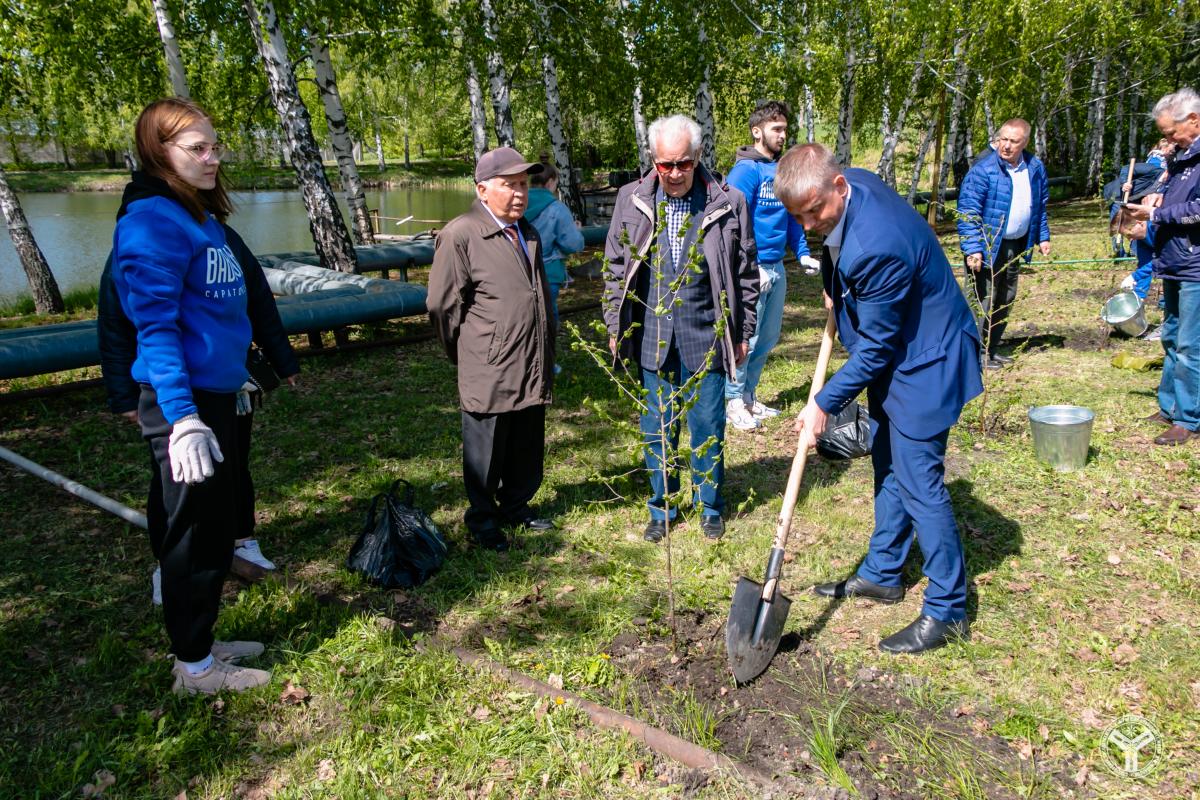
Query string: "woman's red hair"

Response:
xmin=134 ymin=98 xmax=234 ymax=223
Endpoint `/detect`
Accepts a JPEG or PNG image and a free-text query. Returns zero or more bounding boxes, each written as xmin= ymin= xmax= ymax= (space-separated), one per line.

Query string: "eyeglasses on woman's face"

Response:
xmin=169 ymin=141 xmax=225 ymax=162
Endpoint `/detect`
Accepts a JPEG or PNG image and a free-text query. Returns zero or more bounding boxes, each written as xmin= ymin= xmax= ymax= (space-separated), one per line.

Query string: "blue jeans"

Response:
xmin=1130 ymin=226 xmax=1156 ymax=300
xmin=640 ymin=349 xmax=726 ymax=520
xmin=547 ymin=281 xmax=563 ymax=326
xmin=726 ymin=261 xmax=786 ymax=403
xmin=856 ymin=417 xmax=967 ymax=623
xmin=1158 ymin=279 xmax=1200 ymax=432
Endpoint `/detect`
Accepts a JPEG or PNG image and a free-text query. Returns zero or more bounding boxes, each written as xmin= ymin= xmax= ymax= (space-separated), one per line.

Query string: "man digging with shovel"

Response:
xmin=778 ymin=144 xmax=983 ymax=655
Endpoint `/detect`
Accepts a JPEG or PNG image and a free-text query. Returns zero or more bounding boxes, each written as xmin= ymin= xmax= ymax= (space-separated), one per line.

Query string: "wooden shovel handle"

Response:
xmin=1123 ymin=157 xmax=1136 ymax=204
xmin=771 ymin=309 xmax=837 ymax=553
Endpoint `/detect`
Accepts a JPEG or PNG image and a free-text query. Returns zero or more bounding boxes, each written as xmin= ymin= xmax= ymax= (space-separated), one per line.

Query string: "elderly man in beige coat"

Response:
xmin=428 ymin=147 xmax=556 ymax=551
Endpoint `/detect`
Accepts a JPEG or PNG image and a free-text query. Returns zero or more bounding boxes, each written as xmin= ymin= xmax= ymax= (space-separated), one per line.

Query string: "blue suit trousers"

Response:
xmin=856 ymin=416 xmax=968 ymax=622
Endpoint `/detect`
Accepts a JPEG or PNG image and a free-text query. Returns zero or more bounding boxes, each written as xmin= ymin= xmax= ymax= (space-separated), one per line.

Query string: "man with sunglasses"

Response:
xmin=603 ymin=114 xmax=758 ymax=543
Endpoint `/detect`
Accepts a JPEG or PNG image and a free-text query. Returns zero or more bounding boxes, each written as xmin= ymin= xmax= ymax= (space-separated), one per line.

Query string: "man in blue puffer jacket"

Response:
xmin=1125 ymin=87 xmax=1200 ymax=446
xmin=957 ymin=119 xmax=1051 ymax=370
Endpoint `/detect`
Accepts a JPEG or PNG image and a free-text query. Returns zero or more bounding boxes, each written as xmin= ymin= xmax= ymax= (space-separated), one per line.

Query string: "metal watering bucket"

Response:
xmin=1028 ymin=405 xmax=1094 ymax=472
xmin=1101 ymin=291 xmax=1148 ymax=337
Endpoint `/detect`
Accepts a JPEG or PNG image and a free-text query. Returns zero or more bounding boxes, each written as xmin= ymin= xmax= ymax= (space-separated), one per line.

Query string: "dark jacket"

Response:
xmin=427 ymin=199 xmax=555 ymax=414
xmin=817 ymin=169 xmax=982 ymax=440
xmin=99 ymin=172 xmax=299 ymax=414
xmin=1152 ymin=137 xmax=1200 ymax=282
xmin=957 ymin=148 xmax=1050 ymax=266
xmin=602 ymin=165 xmax=758 ymax=373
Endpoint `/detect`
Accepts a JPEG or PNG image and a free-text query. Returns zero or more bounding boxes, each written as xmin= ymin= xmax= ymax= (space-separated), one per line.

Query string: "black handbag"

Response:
xmin=246 ymin=347 xmax=281 ymax=392
xmin=347 ymin=480 xmax=448 ymax=589
xmin=816 ymin=401 xmax=873 ymax=460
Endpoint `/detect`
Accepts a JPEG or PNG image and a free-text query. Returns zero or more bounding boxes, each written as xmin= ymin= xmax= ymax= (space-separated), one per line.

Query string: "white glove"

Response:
xmin=800 ymin=255 xmax=821 ymax=275
xmin=235 ymin=380 xmax=258 ymax=416
xmin=1119 ymin=274 xmax=1135 ymax=291
xmin=757 ymin=266 xmax=773 ymax=294
xmin=168 ymin=415 xmax=224 ymax=485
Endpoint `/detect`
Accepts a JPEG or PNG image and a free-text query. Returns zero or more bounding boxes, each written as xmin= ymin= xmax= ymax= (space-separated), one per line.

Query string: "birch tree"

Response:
xmin=693 ymin=20 xmax=716 ymax=171
xmin=309 ymin=32 xmax=373 ymax=245
xmin=0 ymin=165 xmax=63 ymax=314
xmin=477 ymin=0 xmax=514 ymax=148
xmin=533 ymin=0 xmax=582 ymax=217
xmin=877 ymin=35 xmax=927 ymax=187
xmin=242 ymin=0 xmax=357 ymax=272
xmin=833 ymin=43 xmax=857 ymax=167
xmin=151 ymin=0 xmax=189 ymax=98
xmin=1084 ymin=54 xmax=1110 ymax=190
xmin=936 ymin=32 xmax=970 ymax=199
xmin=466 ymin=59 xmax=489 ymax=161
xmin=619 ymin=0 xmax=650 ymax=173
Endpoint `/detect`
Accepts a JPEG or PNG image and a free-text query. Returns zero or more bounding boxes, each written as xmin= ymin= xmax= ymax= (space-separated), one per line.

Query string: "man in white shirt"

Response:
xmin=957 ymin=119 xmax=1052 ymax=370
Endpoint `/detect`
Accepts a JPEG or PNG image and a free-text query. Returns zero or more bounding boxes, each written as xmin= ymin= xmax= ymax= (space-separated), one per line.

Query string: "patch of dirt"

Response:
xmin=603 ymin=611 xmax=1081 ymax=799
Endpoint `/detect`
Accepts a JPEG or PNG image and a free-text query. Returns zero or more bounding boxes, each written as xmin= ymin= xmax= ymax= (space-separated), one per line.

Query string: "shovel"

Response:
xmin=727 ymin=308 xmax=836 ymax=684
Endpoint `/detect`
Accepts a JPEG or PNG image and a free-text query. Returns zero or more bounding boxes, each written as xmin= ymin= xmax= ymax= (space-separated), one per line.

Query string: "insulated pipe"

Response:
xmin=0 ymin=445 xmax=147 ymax=529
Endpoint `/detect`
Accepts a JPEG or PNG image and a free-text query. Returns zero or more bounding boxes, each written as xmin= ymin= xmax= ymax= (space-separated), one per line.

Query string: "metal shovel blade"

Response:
xmin=726 ymin=576 xmax=792 ymax=684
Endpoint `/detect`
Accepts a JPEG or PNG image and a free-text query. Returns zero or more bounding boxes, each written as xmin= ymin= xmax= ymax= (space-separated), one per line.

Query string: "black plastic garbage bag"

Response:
xmin=347 ymin=480 xmax=448 ymax=589
xmin=816 ymin=401 xmax=873 ymax=460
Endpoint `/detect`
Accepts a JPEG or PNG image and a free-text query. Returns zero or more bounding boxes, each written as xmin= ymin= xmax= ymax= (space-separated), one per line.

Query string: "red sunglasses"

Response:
xmin=654 ymin=159 xmax=696 ymax=174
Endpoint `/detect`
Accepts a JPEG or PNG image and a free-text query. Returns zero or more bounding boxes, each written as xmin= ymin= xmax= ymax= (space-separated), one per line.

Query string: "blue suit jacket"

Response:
xmin=816 ymin=169 xmax=983 ymax=440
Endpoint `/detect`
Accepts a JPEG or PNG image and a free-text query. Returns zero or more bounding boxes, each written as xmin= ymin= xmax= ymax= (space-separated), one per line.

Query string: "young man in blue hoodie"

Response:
xmin=724 ymin=101 xmax=820 ymax=430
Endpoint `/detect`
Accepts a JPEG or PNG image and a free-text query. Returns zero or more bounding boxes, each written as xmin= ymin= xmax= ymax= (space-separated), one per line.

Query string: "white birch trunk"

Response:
xmin=694 ymin=21 xmax=716 ymax=171
xmin=466 ymin=60 xmax=489 ymax=161
xmin=478 ymin=0 xmax=514 ymax=148
xmin=534 ymin=0 xmax=583 ymax=217
xmin=877 ymin=38 xmax=926 ymax=187
xmin=242 ymin=0 xmax=357 ymax=272
xmin=619 ymin=0 xmax=650 ymax=172
xmin=373 ymin=115 xmax=385 ymax=172
xmin=310 ymin=34 xmax=373 ymax=245
xmin=1128 ymin=87 xmax=1141 ymax=161
xmin=937 ymin=33 xmax=970 ymax=198
xmin=1062 ymin=56 xmax=1078 ymax=168
xmin=151 ymin=0 xmax=190 ymax=99
xmin=1035 ymin=85 xmax=1049 ymax=163
xmin=0 ymin=165 xmax=63 ymax=313
xmin=906 ymin=115 xmax=938 ymax=206
xmin=983 ymin=94 xmax=995 ymax=139
xmin=1111 ymin=72 xmax=1125 ymax=176
xmin=1085 ymin=55 xmax=1110 ymax=190
xmin=834 ymin=44 xmax=857 ymax=167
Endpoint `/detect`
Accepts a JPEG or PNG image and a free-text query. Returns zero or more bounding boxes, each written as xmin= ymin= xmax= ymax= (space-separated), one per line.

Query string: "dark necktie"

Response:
xmin=502 ymin=225 xmax=532 ymax=281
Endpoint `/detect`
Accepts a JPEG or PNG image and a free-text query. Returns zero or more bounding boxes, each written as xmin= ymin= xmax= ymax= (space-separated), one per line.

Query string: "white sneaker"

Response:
xmin=233 ymin=539 xmax=276 ymax=570
xmin=726 ymin=398 xmax=759 ymax=430
xmin=171 ymin=657 xmax=271 ymax=695
xmin=749 ymin=400 xmax=781 ymax=420
xmin=152 ymin=566 xmax=162 ymax=606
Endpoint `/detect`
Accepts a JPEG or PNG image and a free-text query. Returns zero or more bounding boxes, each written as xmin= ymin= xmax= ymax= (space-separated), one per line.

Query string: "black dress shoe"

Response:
xmin=990 ymin=353 xmax=1014 ymax=365
xmin=508 ymin=516 xmax=556 ymax=530
xmin=474 ymin=531 xmax=510 ymax=552
xmin=984 ymin=356 xmax=1004 ymax=371
xmin=700 ymin=515 xmax=724 ymax=540
xmin=813 ymin=574 xmax=904 ymax=604
xmin=878 ymin=614 xmax=969 ymax=654
xmin=643 ymin=520 xmax=666 ymax=543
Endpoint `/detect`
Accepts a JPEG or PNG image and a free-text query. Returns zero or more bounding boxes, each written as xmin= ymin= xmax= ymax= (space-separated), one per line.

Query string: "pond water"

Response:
xmin=0 ymin=185 xmax=478 ymax=302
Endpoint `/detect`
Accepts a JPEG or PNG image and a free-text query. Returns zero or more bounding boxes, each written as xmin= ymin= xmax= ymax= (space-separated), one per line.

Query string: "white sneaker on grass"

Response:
xmin=233 ymin=539 xmax=276 ymax=570
xmin=726 ymin=398 xmax=759 ymax=430
xmin=172 ymin=657 xmax=271 ymax=695
xmin=152 ymin=566 xmax=162 ymax=606
xmin=749 ymin=400 xmax=781 ymax=420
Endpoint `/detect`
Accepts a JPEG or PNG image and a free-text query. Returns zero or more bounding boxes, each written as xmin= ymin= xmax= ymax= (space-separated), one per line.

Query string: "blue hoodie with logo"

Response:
xmin=112 ymin=176 xmax=251 ymax=423
xmin=725 ymin=145 xmax=809 ymax=264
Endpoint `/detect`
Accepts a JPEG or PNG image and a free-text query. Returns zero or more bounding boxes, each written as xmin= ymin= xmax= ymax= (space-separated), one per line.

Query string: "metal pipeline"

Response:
xmin=0 ymin=445 xmax=147 ymax=528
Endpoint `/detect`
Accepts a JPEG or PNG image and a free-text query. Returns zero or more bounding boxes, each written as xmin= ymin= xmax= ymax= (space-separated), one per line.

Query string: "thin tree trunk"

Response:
xmin=795 ymin=1 xmax=816 ymax=143
xmin=907 ymin=114 xmax=937 ymax=205
xmin=1085 ymin=54 xmax=1110 ymax=191
xmin=466 ymin=59 xmax=489 ymax=161
xmin=478 ymin=0 xmax=514 ymax=148
xmin=983 ymin=94 xmax=995 ymax=139
xmin=151 ymin=0 xmax=190 ymax=98
xmin=937 ymin=33 xmax=970 ymax=198
xmin=1111 ymin=70 xmax=1126 ymax=177
xmin=1062 ymin=56 xmax=1078 ymax=170
xmin=1128 ymin=87 xmax=1141 ymax=161
xmin=619 ymin=0 xmax=650 ymax=172
xmin=373 ymin=115 xmax=385 ymax=172
xmin=927 ymin=86 xmax=946 ymax=225
xmin=0 ymin=165 xmax=64 ymax=313
xmin=404 ymin=132 xmax=411 ymax=167
xmin=694 ymin=20 xmax=716 ymax=171
xmin=1035 ymin=84 xmax=1049 ymax=163
xmin=242 ymin=0 xmax=357 ymax=272
xmin=124 ymin=150 xmax=137 ymax=171
xmin=534 ymin=0 xmax=583 ymax=219
xmin=834 ymin=44 xmax=857 ymax=167
xmin=877 ymin=36 xmax=926 ymax=187
xmin=310 ymin=33 xmax=373 ymax=246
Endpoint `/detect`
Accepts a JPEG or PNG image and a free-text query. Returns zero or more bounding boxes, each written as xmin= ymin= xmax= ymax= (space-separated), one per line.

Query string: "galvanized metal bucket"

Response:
xmin=1101 ymin=291 xmax=1148 ymax=337
xmin=1028 ymin=405 xmax=1095 ymax=472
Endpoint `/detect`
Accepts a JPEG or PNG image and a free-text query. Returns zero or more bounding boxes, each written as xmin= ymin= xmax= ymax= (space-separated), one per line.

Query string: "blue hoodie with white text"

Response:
xmin=725 ymin=146 xmax=809 ymax=264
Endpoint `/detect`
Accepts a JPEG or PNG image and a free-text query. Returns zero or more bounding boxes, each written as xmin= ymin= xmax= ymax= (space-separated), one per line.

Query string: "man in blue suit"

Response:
xmin=776 ymin=143 xmax=983 ymax=654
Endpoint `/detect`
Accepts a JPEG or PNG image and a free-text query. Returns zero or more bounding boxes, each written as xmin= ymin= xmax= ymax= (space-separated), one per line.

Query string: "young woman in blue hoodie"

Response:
xmin=112 ymin=98 xmax=275 ymax=694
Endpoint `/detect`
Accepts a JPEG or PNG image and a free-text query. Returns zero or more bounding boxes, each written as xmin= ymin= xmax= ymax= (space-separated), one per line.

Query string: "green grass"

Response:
xmin=1 ymin=198 xmax=1198 ymax=798
xmin=0 ymin=285 xmax=99 ymax=322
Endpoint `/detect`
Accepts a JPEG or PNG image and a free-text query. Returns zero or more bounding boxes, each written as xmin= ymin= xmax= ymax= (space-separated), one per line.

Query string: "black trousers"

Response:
xmin=461 ymin=405 xmax=546 ymax=537
xmin=139 ymin=386 xmax=242 ymax=662
xmin=969 ymin=237 xmax=1026 ymax=355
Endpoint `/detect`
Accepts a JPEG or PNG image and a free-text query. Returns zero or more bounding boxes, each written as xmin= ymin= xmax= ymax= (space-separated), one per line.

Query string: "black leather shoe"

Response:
xmin=878 ymin=614 xmax=969 ymax=654
xmin=700 ymin=515 xmax=724 ymax=540
xmin=508 ymin=515 xmax=556 ymax=530
xmin=643 ymin=520 xmax=666 ymax=543
xmin=474 ymin=531 xmax=510 ymax=552
xmin=813 ymin=574 xmax=904 ymax=604
xmin=991 ymin=353 xmax=1014 ymax=365
xmin=984 ymin=356 xmax=1004 ymax=370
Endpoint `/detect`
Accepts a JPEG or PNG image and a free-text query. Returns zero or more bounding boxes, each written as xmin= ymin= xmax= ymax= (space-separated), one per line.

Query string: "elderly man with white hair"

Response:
xmin=428 ymin=147 xmax=557 ymax=551
xmin=1126 ymin=87 xmax=1200 ymax=446
xmin=603 ymin=114 xmax=758 ymax=542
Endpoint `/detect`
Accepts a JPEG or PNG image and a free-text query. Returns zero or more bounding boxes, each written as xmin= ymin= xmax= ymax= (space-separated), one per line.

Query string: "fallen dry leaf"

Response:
xmin=1038 ymin=723 xmax=1051 ymax=742
xmin=1073 ymin=764 xmax=1089 ymax=786
xmin=81 ymin=770 xmax=116 ymax=798
xmin=1080 ymin=708 xmax=1104 ymax=729
xmin=316 ymin=758 xmax=336 ymax=781
xmin=1074 ymin=647 xmax=1100 ymax=663
xmin=279 ymin=681 xmax=310 ymax=706
xmin=554 ymin=585 xmax=576 ymax=599
xmin=952 ymin=703 xmax=975 ymax=718
xmin=1112 ymin=643 xmax=1139 ymax=665
xmin=1107 ymin=553 xmax=1122 ymax=565
xmin=1016 ymin=740 xmax=1034 ymax=760
xmin=547 ymin=673 xmax=564 ymax=689
xmin=472 ymin=706 xmax=492 ymax=722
